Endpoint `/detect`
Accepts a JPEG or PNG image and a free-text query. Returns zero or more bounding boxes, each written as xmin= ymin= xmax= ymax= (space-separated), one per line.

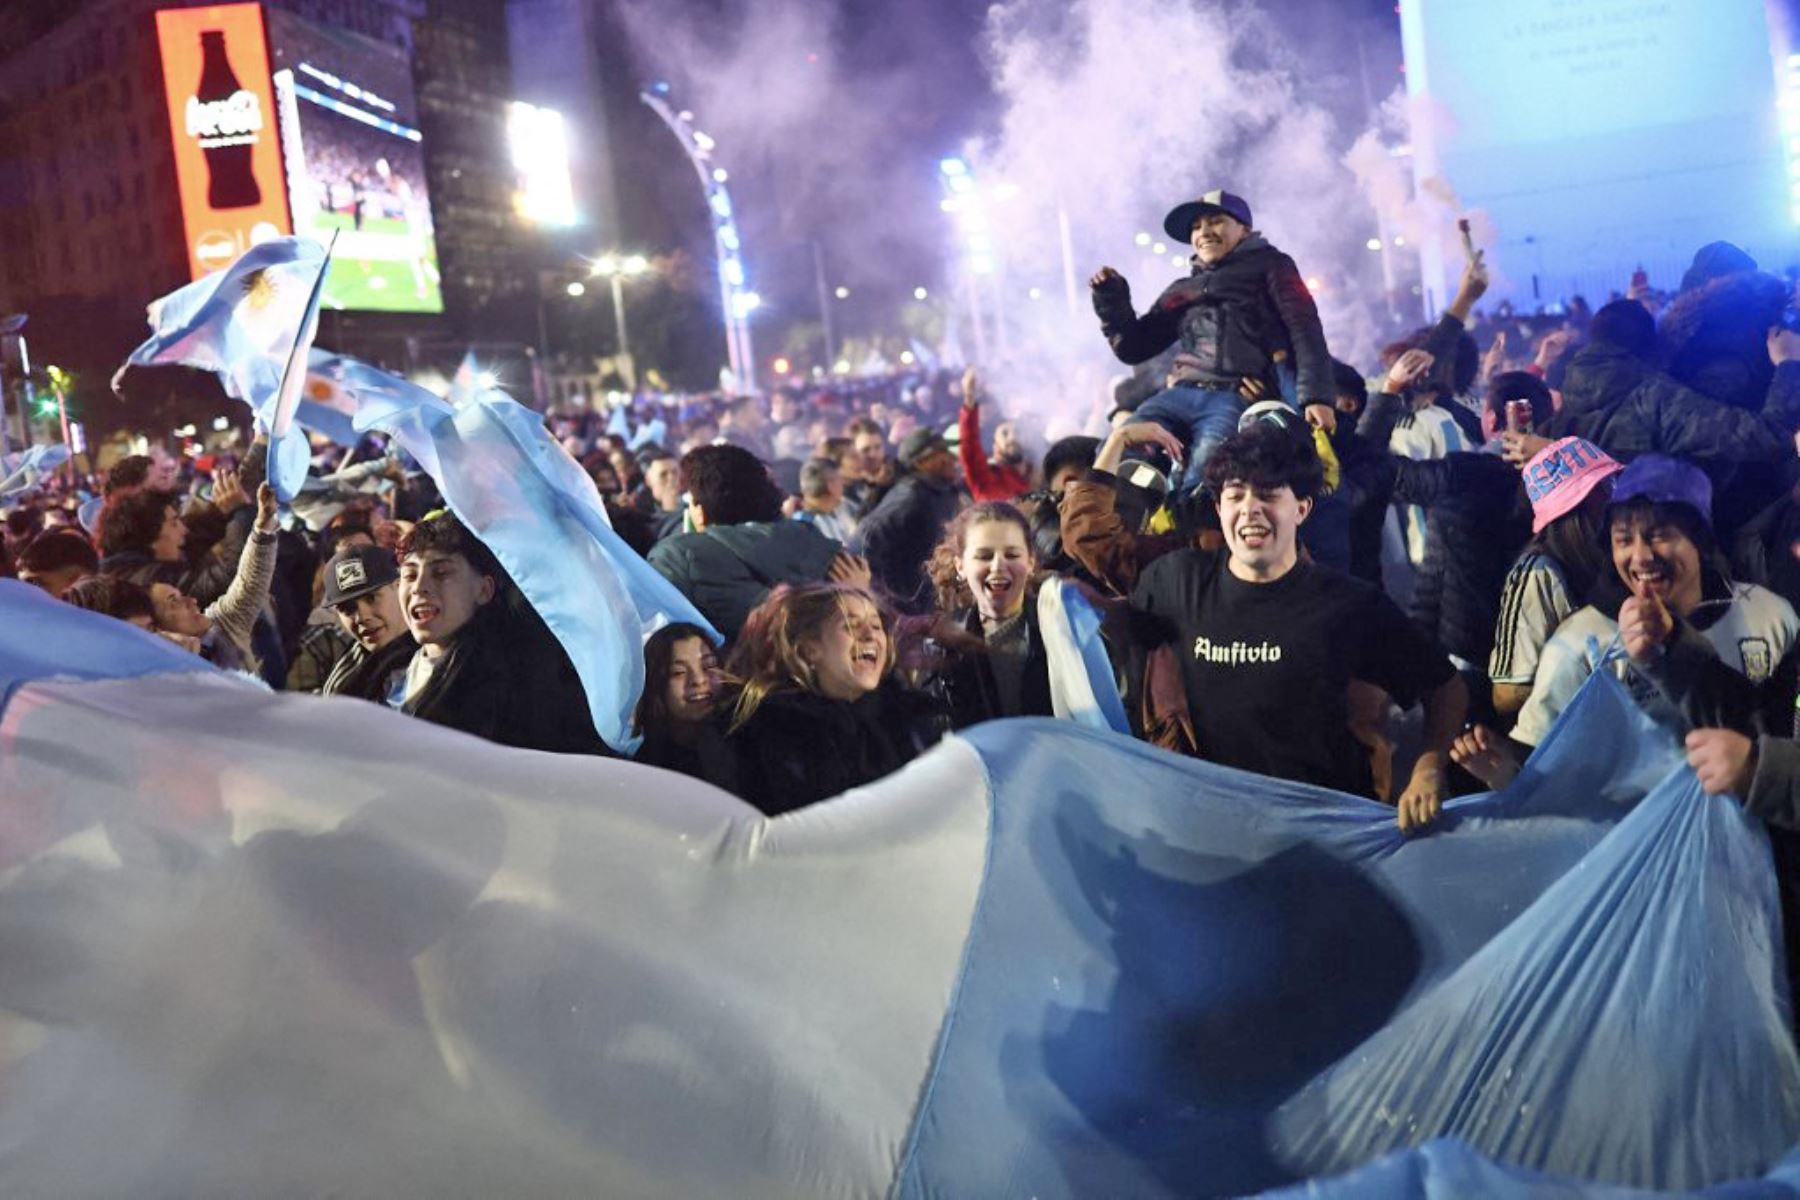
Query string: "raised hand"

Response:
xmin=1381 ymin=348 xmax=1435 ymax=395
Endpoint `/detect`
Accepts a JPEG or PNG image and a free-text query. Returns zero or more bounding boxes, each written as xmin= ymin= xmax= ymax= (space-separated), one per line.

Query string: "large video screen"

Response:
xmin=154 ymin=4 xmax=294 ymax=281
xmin=265 ymin=8 xmax=442 ymax=313
xmin=1401 ymin=0 xmax=1787 ymax=307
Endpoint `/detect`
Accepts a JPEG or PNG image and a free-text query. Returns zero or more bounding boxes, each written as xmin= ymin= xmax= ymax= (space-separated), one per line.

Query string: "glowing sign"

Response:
xmin=154 ymin=5 xmax=294 ymax=280
xmin=509 ymin=101 xmax=578 ymax=227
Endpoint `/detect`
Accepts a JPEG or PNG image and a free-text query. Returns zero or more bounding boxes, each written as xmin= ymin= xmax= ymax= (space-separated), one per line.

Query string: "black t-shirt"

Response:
xmin=1131 ymin=549 xmax=1456 ymax=797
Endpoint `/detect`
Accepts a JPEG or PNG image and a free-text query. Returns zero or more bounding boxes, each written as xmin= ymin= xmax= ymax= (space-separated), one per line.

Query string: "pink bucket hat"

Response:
xmin=1521 ymin=437 xmax=1623 ymax=534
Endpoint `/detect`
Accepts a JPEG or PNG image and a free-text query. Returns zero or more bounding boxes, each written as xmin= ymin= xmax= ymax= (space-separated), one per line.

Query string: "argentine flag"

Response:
xmin=342 ymin=367 xmax=716 ymax=751
xmin=118 ymin=236 xmax=331 ymax=500
xmin=5 ymin=582 xmax=1800 ymax=1197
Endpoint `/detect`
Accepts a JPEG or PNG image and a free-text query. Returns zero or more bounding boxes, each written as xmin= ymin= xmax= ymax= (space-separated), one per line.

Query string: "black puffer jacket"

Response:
xmin=1552 ymin=340 xmax=1800 ymax=534
xmin=1553 ymin=341 xmax=1800 ymax=464
xmin=1660 ymin=270 xmax=1790 ymax=411
xmin=1389 ymin=451 xmax=1531 ymax=677
xmin=1091 ymin=233 xmax=1333 ymax=405
xmin=725 ymin=682 xmax=945 ymax=815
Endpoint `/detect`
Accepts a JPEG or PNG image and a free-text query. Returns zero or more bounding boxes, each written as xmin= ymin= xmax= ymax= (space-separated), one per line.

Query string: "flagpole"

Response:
xmin=271 ymin=232 xmax=339 ymax=442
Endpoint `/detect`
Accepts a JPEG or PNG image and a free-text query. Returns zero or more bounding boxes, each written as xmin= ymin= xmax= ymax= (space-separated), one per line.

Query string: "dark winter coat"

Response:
xmin=1091 ymin=232 xmax=1334 ymax=406
xmin=1391 ymin=453 xmax=1531 ymax=674
xmin=1552 ymin=341 xmax=1800 ymax=533
xmin=402 ymin=602 xmax=612 ymax=756
xmin=932 ymin=606 xmax=1055 ymax=730
xmin=725 ymin=682 xmax=945 ymax=815
xmin=1660 ymin=270 xmax=1790 ymax=412
xmin=853 ymin=473 xmax=963 ymax=615
xmin=635 ymin=718 xmax=741 ymax=794
xmin=648 ymin=520 xmax=842 ymax=641
xmin=1553 ymin=341 xmax=1800 ymax=465
xmin=321 ymin=631 xmax=417 ymax=704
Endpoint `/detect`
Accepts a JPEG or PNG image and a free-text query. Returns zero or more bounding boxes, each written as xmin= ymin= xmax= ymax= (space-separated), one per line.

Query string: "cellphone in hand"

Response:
xmin=1505 ymin=398 xmax=1534 ymax=435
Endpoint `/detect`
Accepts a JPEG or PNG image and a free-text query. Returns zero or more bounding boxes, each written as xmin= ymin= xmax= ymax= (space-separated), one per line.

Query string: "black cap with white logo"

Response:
xmin=322 ymin=544 xmax=399 ymax=608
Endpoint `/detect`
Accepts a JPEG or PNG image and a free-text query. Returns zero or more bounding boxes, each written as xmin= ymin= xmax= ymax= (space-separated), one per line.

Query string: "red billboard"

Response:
xmin=155 ymin=4 xmax=293 ymax=280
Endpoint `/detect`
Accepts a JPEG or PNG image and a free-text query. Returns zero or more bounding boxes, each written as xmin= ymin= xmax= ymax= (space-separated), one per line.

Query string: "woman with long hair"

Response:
xmin=923 ymin=501 xmax=1055 ymax=729
xmin=724 ymin=582 xmax=943 ymax=815
xmin=633 ymin=622 xmax=737 ymax=789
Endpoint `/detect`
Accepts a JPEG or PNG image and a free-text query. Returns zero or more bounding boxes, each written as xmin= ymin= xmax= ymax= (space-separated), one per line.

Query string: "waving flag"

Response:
xmin=357 ymin=382 xmax=716 ymax=751
xmin=117 ymin=237 xmax=325 ymax=413
xmin=0 ymin=444 xmax=70 ymax=500
xmin=299 ymin=350 xmax=404 ymax=447
xmin=1036 ymin=576 xmax=1130 ymax=734
xmin=116 ymin=236 xmax=334 ymax=501
xmin=4 ymin=582 xmax=1800 ymax=1197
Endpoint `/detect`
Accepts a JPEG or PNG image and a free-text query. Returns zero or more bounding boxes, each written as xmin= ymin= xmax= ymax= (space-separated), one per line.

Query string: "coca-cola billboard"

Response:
xmin=155 ymin=5 xmax=293 ymax=281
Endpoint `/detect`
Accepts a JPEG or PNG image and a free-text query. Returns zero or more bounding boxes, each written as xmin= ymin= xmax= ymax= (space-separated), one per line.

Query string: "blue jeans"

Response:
xmin=1134 ymin=371 xmax=1299 ymax=494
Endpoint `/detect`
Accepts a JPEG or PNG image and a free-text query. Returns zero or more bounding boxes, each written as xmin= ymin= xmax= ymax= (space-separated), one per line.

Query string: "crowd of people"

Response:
xmin=12 ymin=188 xmax=1800 ymax=865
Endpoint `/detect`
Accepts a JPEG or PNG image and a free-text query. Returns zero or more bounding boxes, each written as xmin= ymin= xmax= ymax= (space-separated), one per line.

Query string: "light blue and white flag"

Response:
xmin=299 ymin=349 xmax=408 ymax=447
xmin=356 ymin=381 xmax=718 ymax=751
xmin=1036 ymin=575 xmax=1130 ymax=735
xmin=6 ymin=584 xmax=1800 ymax=1198
xmin=0 ymin=444 xmax=70 ymax=501
xmin=117 ymin=236 xmax=333 ymax=501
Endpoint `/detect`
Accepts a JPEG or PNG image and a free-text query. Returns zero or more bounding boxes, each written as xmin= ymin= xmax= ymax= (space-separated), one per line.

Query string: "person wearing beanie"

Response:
xmin=1455 ymin=455 xmax=1800 ymax=787
xmin=1662 ymin=242 xmax=1792 ymax=415
xmin=1124 ymin=423 xmax=1466 ymax=830
xmin=1089 ymin=189 xmax=1337 ymax=495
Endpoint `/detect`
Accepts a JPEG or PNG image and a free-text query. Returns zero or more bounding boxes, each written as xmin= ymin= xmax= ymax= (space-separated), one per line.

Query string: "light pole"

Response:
xmin=588 ymin=253 xmax=651 ymax=391
xmin=640 ymin=87 xmax=759 ymax=391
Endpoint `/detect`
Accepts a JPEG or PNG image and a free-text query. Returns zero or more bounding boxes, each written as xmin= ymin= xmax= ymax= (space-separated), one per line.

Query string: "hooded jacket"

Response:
xmin=648 ymin=520 xmax=842 ymax=641
xmin=853 ymin=472 xmax=964 ymax=615
xmin=1091 ymin=232 xmax=1333 ymax=406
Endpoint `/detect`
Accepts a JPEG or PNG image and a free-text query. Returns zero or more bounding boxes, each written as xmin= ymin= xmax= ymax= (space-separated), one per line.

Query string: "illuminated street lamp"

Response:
xmin=589 ymin=253 xmax=654 ymax=391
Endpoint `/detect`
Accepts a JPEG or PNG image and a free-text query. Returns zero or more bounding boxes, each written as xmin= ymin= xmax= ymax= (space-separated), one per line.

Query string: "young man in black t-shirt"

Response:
xmin=1130 ymin=422 xmax=1467 ymax=830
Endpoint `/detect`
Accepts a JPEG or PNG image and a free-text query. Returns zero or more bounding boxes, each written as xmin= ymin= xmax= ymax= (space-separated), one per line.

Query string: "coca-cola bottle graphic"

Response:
xmin=188 ymin=30 xmax=261 ymax=210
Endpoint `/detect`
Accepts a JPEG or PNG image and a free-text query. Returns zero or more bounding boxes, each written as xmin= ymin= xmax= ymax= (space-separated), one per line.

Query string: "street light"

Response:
xmin=589 ymin=252 xmax=655 ymax=391
xmin=566 ymin=281 xmax=586 ymax=297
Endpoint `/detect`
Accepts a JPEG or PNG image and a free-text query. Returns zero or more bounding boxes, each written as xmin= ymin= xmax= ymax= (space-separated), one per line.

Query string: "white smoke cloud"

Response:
xmin=966 ymin=0 xmax=1403 ymax=423
xmin=611 ymin=0 xmax=1423 ymax=424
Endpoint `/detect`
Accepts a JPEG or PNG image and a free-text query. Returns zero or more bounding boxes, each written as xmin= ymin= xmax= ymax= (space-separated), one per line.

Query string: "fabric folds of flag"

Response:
xmin=1036 ymin=576 xmax=1130 ymax=735
xmin=356 ymin=383 xmax=718 ymax=751
xmin=117 ymin=236 xmax=332 ymax=501
xmin=6 ymin=584 xmax=1800 ymax=1197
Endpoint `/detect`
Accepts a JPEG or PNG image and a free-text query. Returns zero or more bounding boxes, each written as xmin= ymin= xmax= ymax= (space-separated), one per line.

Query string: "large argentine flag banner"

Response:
xmin=5 ymin=580 xmax=1800 ymax=1197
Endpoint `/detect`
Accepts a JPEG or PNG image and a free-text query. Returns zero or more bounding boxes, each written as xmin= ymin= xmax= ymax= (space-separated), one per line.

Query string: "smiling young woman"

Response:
xmin=923 ymin=502 xmax=1057 ymax=730
xmin=721 ymin=582 xmax=945 ymax=815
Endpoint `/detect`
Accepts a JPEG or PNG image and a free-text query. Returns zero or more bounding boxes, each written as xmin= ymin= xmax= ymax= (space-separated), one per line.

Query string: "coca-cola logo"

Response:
xmin=195 ymin=230 xmax=238 ymax=269
xmin=186 ymin=90 xmax=263 ymax=145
